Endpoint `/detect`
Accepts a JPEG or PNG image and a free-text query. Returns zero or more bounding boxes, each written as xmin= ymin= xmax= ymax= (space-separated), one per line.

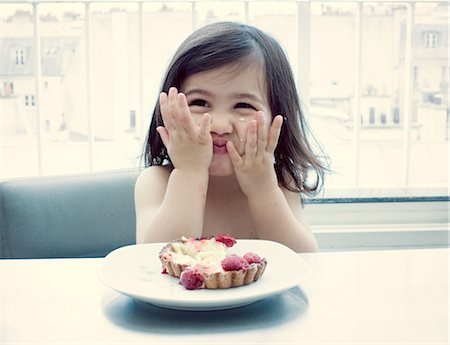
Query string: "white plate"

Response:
xmin=100 ymin=239 xmax=310 ymax=311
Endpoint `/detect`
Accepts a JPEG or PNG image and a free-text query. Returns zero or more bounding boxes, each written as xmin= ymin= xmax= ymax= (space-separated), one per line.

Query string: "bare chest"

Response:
xmin=202 ymin=197 xmax=256 ymax=239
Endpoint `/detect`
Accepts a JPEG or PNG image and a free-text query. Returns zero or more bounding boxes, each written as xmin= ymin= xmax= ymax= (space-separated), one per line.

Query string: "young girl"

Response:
xmin=135 ymin=21 xmax=327 ymax=252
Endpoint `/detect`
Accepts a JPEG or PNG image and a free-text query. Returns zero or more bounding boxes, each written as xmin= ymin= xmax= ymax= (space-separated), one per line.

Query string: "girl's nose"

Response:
xmin=209 ymin=112 xmax=233 ymax=135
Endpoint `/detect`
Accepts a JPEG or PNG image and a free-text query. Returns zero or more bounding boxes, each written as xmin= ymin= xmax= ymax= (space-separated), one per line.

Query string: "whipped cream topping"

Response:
xmin=168 ymin=238 xmax=227 ymax=274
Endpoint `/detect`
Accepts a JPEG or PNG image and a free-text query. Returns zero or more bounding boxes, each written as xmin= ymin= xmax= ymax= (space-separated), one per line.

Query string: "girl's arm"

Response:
xmin=135 ymin=88 xmax=212 ymax=243
xmin=227 ymin=112 xmax=318 ymax=252
xmin=135 ymin=166 xmax=208 ymax=243
xmin=246 ymin=186 xmax=318 ymax=252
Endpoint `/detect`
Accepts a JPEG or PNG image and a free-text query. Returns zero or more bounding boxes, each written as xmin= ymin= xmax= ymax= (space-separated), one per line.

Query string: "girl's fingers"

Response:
xmin=159 ymin=92 xmax=174 ymax=130
xmin=156 ymin=126 xmax=170 ymax=148
xmin=226 ymin=141 xmax=242 ymax=166
xmin=244 ymin=119 xmax=258 ymax=163
xmin=256 ymin=111 xmax=268 ymax=154
xmin=162 ymin=87 xmax=201 ymax=136
xmin=167 ymin=87 xmax=178 ymax=129
xmin=266 ymin=115 xmax=283 ymax=154
xmin=176 ymin=92 xmax=197 ymax=133
xmin=199 ymin=113 xmax=211 ymax=138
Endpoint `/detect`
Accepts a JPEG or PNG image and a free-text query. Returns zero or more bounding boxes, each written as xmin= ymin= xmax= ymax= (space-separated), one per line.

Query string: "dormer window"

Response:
xmin=424 ymin=31 xmax=438 ymax=48
xmin=15 ymin=48 xmax=25 ymax=65
xmin=45 ymin=47 xmax=59 ymax=57
xmin=24 ymin=95 xmax=35 ymax=108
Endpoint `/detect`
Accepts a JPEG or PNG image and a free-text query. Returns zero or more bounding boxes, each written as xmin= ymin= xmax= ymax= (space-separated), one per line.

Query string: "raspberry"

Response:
xmin=243 ymin=252 xmax=261 ymax=264
xmin=215 ymin=234 xmax=237 ymax=247
xmin=180 ymin=268 xmax=205 ymax=290
xmin=221 ymin=255 xmax=249 ymax=271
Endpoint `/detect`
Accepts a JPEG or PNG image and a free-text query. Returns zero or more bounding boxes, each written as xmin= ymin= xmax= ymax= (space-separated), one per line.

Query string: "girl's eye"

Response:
xmin=189 ymin=99 xmax=209 ymax=107
xmin=235 ymin=102 xmax=256 ymax=110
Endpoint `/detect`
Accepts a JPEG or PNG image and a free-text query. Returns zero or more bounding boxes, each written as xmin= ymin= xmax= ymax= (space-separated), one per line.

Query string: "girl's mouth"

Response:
xmin=213 ymin=140 xmax=228 ymax=155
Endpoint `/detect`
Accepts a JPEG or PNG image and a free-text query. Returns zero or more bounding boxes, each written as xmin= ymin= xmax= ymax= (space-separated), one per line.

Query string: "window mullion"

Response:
xmin=138 ymin=2 xmax=145 ymax=144
xmin=32 ymin=3 xmax=43 ymax=176
xmin=402 ymin=2 xmax=415 ymax=187
xmin=191 ymin=1 xmax=197 ymax=31
xmin=244 ymin=1 xmax=249 ymax=24
xmin=84 ymin=2 xmax=94 ymax=172
xmin=297 ymin=1 xmax=311 ymax=110
xmin=353 ymin=1 xmax=363 ymax=187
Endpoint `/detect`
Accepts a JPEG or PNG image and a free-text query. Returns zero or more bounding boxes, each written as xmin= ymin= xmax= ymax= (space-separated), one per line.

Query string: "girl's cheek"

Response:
xmin=191 ymin=113 xmax=204 ymax=126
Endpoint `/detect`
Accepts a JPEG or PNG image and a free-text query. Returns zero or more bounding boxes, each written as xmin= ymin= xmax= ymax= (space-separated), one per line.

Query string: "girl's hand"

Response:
xmin=226 ymin=112 xmax=283 ymax=197
xmin=157 ymin=87 xmax=213 ymax=171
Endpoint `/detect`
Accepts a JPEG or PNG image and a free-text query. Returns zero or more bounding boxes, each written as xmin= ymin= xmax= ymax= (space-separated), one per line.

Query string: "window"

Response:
xmin=129 ymin=110 xmax=136 ymax=130
xmin=424 ymin=31 xmax=437 ymax=48
xmin=369 ymin=107 xmax=375 ymax=125
xmin=2 ymin=81 xmax=14 ymax=96
xmin=0 ymin=1 xmax=448 ymax=199
xmin=45 ymin=47 xmax=59 ymax=56
xmin=393 ymin=107 xmax=400 ymax=124
xmin=24 ymin=95 xmax=35 ymax=108
xmin=15 ymin=48 xmax=25 ymax=65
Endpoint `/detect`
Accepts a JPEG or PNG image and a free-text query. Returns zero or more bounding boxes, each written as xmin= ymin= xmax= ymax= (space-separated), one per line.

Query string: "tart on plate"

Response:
xmin=159 ymin=234 xmax=267 ymax=290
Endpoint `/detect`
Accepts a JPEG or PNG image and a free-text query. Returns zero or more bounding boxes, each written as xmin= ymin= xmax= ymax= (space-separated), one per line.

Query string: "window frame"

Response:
xmin=305 ymin=195 xmax=449 ymax=251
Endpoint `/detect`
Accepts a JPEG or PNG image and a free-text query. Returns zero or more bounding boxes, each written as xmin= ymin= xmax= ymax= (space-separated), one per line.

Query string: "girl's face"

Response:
xmin=181 ymin=62 xmax=271 ymax=177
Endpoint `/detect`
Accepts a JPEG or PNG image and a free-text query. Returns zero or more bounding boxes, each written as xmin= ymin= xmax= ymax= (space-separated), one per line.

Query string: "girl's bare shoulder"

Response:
xmin=137 ymin=165 xmax=172 ymax=179
xmin=135 ymin=165 xmax=173 ymax=193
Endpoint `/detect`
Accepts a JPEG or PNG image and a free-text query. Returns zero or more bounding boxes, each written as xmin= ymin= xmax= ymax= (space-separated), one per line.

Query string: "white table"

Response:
xmin=2 ymin=248 xmax=448 ymax=344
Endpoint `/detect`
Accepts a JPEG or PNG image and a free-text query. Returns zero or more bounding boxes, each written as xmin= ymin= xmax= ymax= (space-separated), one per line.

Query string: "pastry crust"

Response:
xmin=159 ymin=236 xmax=267 ymax=289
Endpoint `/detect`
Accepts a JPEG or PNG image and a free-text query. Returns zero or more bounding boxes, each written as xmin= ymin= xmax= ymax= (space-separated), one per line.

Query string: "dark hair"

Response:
xmin=144 ymin=21 xmax=327 ymax=199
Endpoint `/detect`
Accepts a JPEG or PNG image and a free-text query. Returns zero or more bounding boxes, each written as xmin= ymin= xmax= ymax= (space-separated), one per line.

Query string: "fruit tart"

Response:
xmin=159 ymin=234 xmax=267 ymax=290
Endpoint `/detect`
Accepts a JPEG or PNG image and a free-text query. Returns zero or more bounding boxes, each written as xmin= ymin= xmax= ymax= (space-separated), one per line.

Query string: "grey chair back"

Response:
xmin=0 ymin=169 xmax=140 ymax=258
